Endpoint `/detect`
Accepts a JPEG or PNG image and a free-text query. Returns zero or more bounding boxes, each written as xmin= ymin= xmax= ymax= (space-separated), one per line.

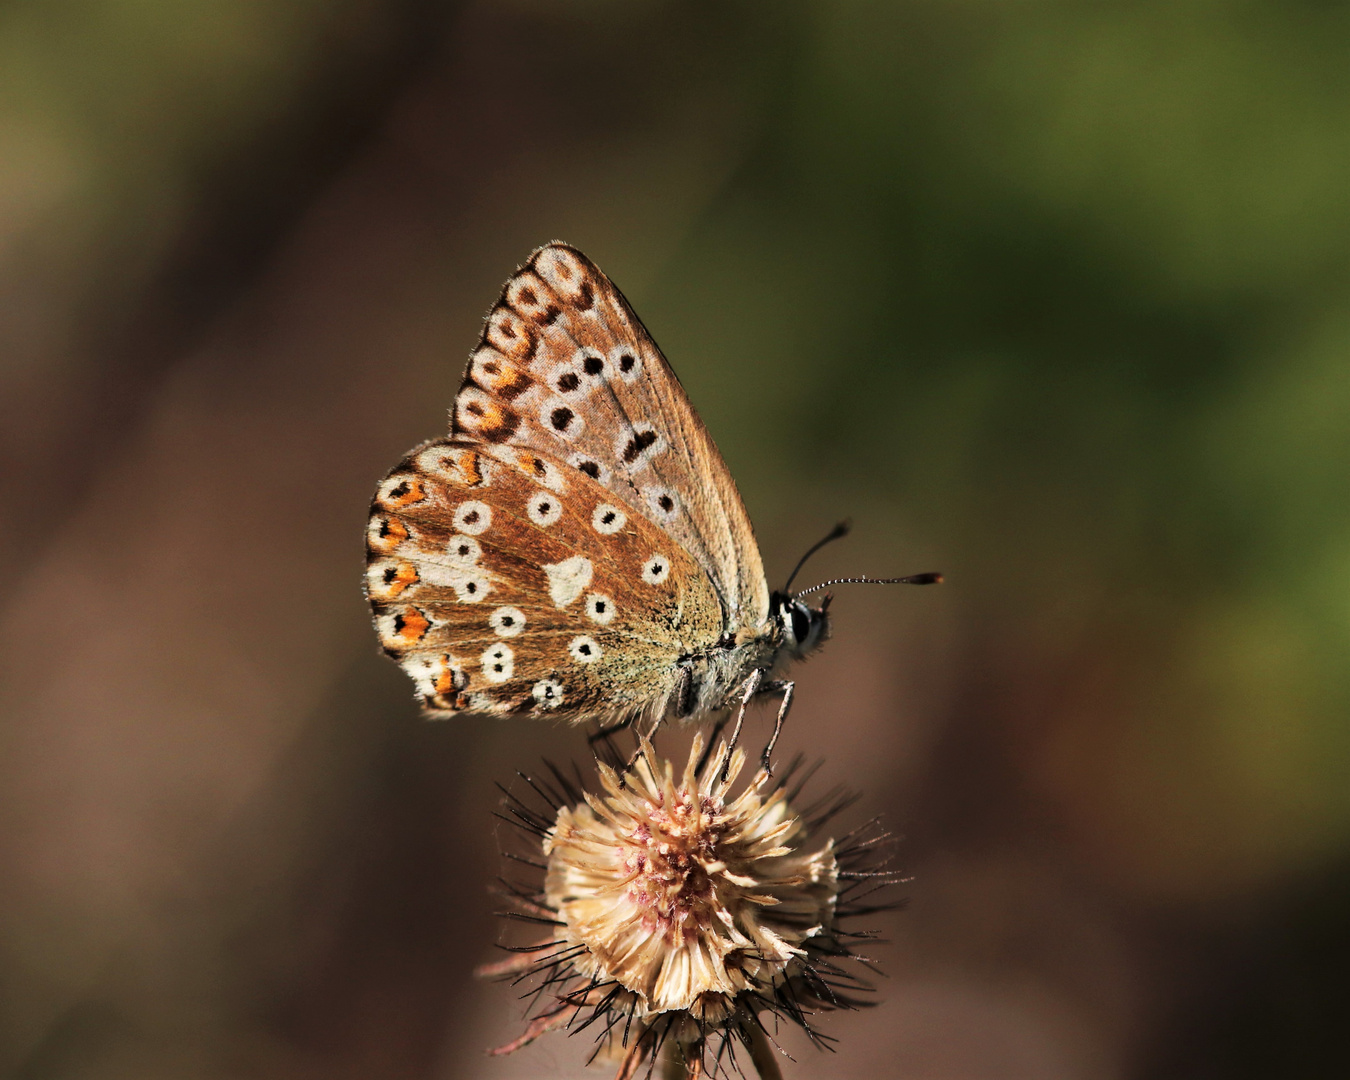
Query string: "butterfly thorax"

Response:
xmin=670 ymin=596 xmax=830 ymax=721
xmin=671 ymin=622 xmax=780 ymax=719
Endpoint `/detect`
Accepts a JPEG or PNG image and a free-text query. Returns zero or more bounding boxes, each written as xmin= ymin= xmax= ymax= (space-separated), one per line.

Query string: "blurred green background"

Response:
xmin=2 ymin=1 xmax=1349 ymax=1076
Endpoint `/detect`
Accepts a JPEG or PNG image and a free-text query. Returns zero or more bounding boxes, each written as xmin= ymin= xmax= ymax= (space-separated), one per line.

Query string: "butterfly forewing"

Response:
xmin=366 ymin=439 xmax=724 ymax=721
xmin=451 ymin=243 xmax=770 ymax=633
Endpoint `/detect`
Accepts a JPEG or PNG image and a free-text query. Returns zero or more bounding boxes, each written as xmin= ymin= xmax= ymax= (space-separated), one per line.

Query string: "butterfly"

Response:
xmin=365 ymin=243 xmax=938 ymax=761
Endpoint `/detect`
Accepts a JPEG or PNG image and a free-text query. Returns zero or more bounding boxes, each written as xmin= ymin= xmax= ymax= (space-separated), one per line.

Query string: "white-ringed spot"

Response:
xmin=571 ymin=347 xmax=607 ymax=384
xmin=646 ymin=487 xmax=679 ymax=521
xmin=543 ymin=556 xmax=593 ymax=608
xmin=592 ymin=504 xmax=626 ymax=534
xmin=532 ymin=678 xmax=565 ymax=708
xmin=540 ymin=397 xmax=585 ymax=439
xmin=571 ymin=454 xmax=608 ymax=484
xmin=641 ymin=556 xmax=670 ymax=585
xmin=568 ymin=635 xmax=602 ymax=664
xmin=527 ymin=491 xmax=563 ymax=527
xmin=609 ymin=344 xmax=643 ymax=382
xmin=453 ymin=501 xmax=492 ymax=534
xmin=445 ymin=534 xmax=482 ymax=564
xmin=481 ymin=643 xmax=514 ymax=682
xmin=490 ymin=606 xmax=526 ymax=638
xmin=584 ymin=593 xmax=615 ymax=625
xmin=453 ymin=573 xmax=490 ymax=603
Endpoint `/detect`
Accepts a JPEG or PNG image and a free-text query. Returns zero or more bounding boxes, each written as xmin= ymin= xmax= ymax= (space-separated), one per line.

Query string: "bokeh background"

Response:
xmin=3 ymin=1 xmax=1349 ymax=1076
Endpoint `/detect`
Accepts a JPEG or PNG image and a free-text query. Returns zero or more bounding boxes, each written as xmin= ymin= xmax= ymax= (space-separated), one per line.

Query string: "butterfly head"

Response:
xmin=773 ymin=591 xmax=831 ymax=658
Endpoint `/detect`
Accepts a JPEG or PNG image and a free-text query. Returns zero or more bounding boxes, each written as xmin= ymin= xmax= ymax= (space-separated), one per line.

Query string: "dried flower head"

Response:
xmin=479 ymin=734 xmax=900 ymax=1079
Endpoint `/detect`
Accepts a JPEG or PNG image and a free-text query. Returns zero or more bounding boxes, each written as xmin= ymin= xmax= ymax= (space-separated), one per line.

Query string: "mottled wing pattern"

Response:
xmin=451 ymin=243 xmax=771 ymax=633
xmin=366 ymin=439 xmax=724 ymax=721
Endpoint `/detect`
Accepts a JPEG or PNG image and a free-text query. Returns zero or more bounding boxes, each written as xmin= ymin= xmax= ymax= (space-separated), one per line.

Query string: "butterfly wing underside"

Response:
xmin=366 ymin=439 xmax=724 ymax=720
xmin=450 ymin=243 xmax=771 ymax=633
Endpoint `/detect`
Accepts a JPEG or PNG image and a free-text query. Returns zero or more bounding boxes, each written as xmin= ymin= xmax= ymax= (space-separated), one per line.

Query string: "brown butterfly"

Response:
xmin=365 ymin=243 xmax=938 ymax=761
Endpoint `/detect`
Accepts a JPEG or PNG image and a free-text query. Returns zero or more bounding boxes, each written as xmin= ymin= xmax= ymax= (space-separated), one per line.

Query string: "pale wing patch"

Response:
xmin=544 ymin=556 xmax=593 ymax=608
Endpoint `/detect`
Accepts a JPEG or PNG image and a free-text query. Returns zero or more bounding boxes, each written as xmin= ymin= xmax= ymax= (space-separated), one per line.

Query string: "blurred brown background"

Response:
xmin=3 ymin=1 xmax=1349 ymax=1077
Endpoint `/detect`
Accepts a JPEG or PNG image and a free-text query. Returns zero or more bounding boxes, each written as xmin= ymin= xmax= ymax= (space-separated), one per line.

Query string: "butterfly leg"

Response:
xmin=756 ymin=679 xmax=794 ymax=773
xmin=723 ymin=669 xmax=764 ymax=779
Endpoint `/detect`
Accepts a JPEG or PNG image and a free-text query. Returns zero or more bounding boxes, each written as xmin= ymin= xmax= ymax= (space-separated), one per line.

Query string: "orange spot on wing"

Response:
xmin=382 ymin=478 xmax=426 ymax=509
xmin=383 ymin=562 xmax=418 ymax=598
xmin=434 ymin=659 xmax=462 ymax=696
xmin=457 ymin=452 xmax=483 ymax=486
xmin=369 ymin=516 xmax=409 ymax=554
xmin=392 ymin=606 xmax=430 ymax=643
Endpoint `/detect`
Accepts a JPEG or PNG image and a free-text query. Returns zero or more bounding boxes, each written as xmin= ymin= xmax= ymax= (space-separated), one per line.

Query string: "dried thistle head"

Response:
xmin=479 ymin=734 xmax=901 ymax=1079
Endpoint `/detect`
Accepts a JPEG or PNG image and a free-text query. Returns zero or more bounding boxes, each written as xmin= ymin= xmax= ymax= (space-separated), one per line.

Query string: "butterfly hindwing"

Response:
xmin=450 ymin=243 xmax=771 ymax=634
xmin=366 ymin=439 xmax=725 ymax=721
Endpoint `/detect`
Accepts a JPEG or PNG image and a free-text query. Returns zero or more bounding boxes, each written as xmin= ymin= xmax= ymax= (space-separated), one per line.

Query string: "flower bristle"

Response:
xmin=479 ymin=733 xmax=903 ymax=1079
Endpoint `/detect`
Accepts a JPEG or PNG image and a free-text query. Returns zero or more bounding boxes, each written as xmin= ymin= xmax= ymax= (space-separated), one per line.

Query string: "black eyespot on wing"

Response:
xmin=658 ymin=494 xmax=674 ymax=512
xmin=623 ymin=429 xmax=658 ymax=463
xmin=578 ymin=460 xmax=600 ymax=479
xmin=551 ymin=406 xmax=574 ymax=431
xmin=618 ymin=353 xmax=635 ymax=373
xmin=582 ymin=354 xmax=603 ymax=376
xmin=532 ymin=457 xmax=547 ymax=477
xmin=557 ymin=372 xmax=581 ymax=392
